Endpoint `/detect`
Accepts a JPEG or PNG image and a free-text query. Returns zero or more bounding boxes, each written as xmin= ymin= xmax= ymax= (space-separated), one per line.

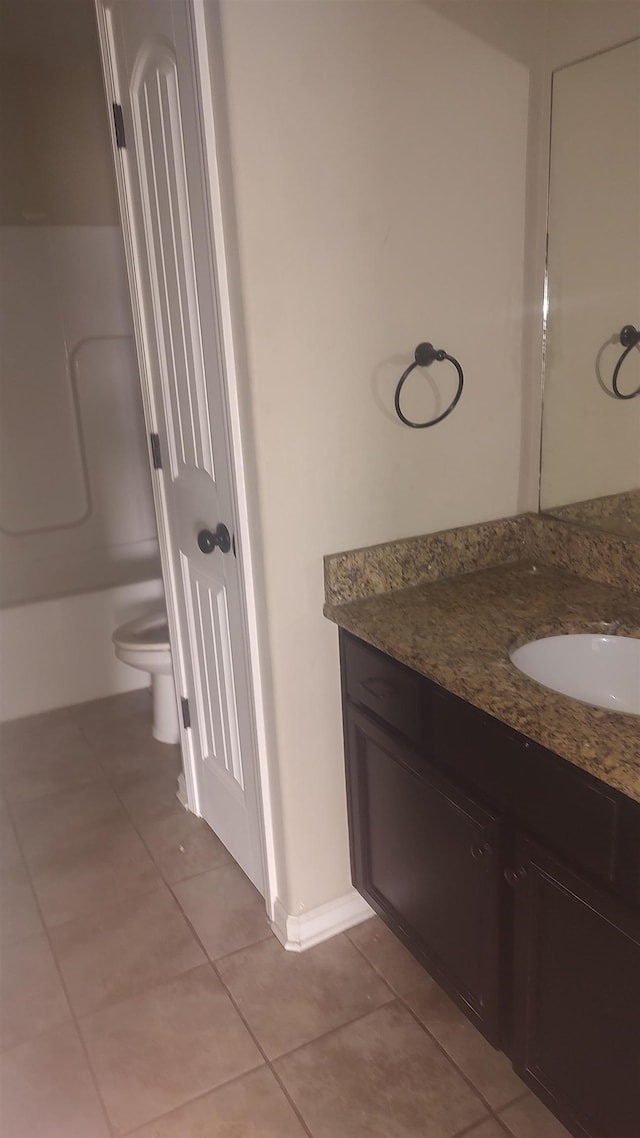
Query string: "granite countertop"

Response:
xmin=325 ymin=559 xmax=640 ymax=803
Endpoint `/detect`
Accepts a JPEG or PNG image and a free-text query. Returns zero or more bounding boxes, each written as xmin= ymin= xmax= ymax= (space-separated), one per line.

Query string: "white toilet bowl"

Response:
xmin=112 ymin=608 xmax=179 ymax=744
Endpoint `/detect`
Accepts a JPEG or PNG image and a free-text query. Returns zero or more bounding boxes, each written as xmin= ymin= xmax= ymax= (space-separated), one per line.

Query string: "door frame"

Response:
xmin=94 ymin=0 xmax=278 ymax=917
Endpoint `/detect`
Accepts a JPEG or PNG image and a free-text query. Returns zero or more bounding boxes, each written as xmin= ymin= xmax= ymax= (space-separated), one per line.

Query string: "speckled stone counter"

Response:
xmin=325 ymin=554 xmax=640 ymax=804
xmin=325 ymin=513 xmax=640 ymax=605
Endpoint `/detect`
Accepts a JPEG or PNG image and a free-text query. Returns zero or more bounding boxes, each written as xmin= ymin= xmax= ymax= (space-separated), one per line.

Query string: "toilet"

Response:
xmin=112 ymin=607 xmax=180 ymax=744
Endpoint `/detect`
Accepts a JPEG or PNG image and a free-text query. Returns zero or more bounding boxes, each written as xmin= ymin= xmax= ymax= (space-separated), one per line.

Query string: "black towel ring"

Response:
xmin=394 ymin=342 xmax=464 ymax=428
xmin=611 ymin=325 xmax=640 ymax=400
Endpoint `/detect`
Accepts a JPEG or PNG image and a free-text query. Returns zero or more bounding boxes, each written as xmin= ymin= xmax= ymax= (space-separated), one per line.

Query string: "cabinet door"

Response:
xmin=345 ymin=706 xmax=503 ymax=1043
xmin=512 ymin=835 xmax=640 ymax=1138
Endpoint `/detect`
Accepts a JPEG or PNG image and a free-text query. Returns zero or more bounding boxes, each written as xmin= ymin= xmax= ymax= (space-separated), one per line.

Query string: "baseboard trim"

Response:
xmin=270 ymin=889 xmax=374 ymax=952
xmin=176 ymin=772 xmax=188 ymax=810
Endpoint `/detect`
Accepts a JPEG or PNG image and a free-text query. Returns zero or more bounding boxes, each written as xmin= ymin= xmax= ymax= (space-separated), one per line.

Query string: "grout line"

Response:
xmin=160 ymin=846 xmax=235 ymax=888
xmin=114 ymin=1064 xmax=294 ymax=1137
xmin=2 ymin=795 xmax=116 ymax=1138
xmin=455 ymin=1116 xmax=514 ymax=1138
xmin=219 ymin=978 xmax=398 ymax=1064
xmin=497 ymin=1087 xmax=530 ymax=1112
xmin=209 ymin=959 xmax=315 ymax=1138
xmin=491 ymin=1116 xmax=520 ymax=1137
xmin=3 ymin=697 xmax=290 ymax=1135
xmin=262 ymin=1062 xmax=315 ymax=1138
xmin=493 ymin=1121 xmax=517 ymax=1137
xmin=1 ymin=694 xmax=197 ymax=1137
xmin=168 ymin=898 xmax=519 ymax=1135
xmin=2 ymin=696 xmax=526 ymax=1138
xmin=346 ymin=928 xmax=518 ymax=1128
xmin=451 ymin=1118 xmax=498 ymax=1138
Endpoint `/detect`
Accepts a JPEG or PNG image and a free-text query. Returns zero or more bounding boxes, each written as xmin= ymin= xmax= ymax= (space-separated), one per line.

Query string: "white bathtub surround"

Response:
xmin=0 ymin=225 xmax=160 ymax=609
xmin=0 ymin=224 xmax=163 ymax=720
xmin=0 ymin=578 xmax=165 ymax=722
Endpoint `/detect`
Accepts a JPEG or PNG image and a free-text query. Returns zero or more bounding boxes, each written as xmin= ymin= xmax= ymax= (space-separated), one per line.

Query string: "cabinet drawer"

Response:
xmin=433 ymin=689 xmax=621 ymax=888
xmin=340 ymin=632 xmax=431 ymax=751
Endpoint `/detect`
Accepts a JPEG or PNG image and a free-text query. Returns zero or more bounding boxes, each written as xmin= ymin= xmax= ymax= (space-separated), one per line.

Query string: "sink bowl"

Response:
xmin=510 ymin=634 xmax=640 ymax=715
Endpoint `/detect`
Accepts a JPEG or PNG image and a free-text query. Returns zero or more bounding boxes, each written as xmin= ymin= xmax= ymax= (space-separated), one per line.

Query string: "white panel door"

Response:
xmin=100 ymin=0 xmax=264 ymax=891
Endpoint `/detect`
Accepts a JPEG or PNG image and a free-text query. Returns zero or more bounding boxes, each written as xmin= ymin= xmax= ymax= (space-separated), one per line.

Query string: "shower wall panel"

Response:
xmin=0 ymin=224 xmax=161 ymax=607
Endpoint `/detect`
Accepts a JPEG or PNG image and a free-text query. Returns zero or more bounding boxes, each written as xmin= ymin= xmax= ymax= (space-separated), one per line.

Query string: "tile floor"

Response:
xmin=0 ymin=690 xmax=572 ymax=1138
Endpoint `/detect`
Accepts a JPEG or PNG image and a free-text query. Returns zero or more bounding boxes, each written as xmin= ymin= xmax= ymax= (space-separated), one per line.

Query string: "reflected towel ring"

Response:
xmin=394 ymin=341 xmax=464 ymax=428
xmin=611 ymin=325 xmax=640 ymax=400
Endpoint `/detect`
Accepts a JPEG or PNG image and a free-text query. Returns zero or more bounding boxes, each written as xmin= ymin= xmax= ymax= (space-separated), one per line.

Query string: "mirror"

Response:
xmin=539 ymin=37 xmax=640 ymax=540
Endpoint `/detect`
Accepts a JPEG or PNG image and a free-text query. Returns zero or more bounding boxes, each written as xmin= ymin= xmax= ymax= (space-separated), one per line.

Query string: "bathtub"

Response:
xmin=0 ymin=225 xmax=163 ymax=721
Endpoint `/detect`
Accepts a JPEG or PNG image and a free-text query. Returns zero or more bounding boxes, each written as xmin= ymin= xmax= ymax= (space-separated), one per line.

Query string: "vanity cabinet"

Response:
xmin=345 ymin=707 xmax=503 ymax=1043
xmin=512 ymin=836 xmax=640 ymax=1138
xmin=339 ymin=630 xmax=640 ymax=1138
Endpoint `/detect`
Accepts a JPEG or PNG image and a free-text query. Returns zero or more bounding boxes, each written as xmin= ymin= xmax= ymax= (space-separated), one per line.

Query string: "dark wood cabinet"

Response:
xmin=346 ymin=707 xmax=503 ymax=1042
xmin=512 ymin=836 xmax=640 ymax=1138
xmin=339 ymin=630 xmax=640 ymax=1138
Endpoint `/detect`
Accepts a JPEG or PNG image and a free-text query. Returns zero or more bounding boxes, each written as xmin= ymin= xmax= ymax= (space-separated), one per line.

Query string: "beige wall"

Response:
xmin=0 ymin=53 xmax=118 ymax=225
xmin=217 ymin=0 xmax=531 ymax=915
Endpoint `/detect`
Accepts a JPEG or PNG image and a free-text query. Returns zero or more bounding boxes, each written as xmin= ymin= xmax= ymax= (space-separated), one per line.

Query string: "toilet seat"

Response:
xmin=112 ymin=610 xmax=170 ymax=653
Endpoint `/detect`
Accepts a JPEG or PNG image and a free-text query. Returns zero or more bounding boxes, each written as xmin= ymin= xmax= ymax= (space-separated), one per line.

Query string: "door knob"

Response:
xmin=197 ymin=524 xmax=231 ymax=554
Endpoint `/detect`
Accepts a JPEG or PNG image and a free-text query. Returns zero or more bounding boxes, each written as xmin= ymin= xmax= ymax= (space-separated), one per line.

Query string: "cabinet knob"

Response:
xmin=504 ymin=865 xmax=527 ymax=886
xmin=470 ymin=842 xmax=491 ymax=861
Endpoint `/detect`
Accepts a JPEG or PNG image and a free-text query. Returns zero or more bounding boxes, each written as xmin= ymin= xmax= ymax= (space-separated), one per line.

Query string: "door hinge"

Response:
xmin=150 ymin=433 xmax=162 ymax=470
xmin=181 ymin=697 xmax=191 ymax=729
xmin=112 ymin=102 xmax=126 ymax=149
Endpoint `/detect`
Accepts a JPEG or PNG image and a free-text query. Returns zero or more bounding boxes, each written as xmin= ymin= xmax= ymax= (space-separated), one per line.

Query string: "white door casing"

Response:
xmin=95 ymin=0 xmax=269 ymax=896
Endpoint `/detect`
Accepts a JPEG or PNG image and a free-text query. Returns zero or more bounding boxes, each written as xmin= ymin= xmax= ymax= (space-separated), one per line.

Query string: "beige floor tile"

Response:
xmin=464 ymin=1121 xmax=511 ymax=1138
xmin=120 ymin=768 xmax=185 ymax=827
xmin=347 ymin=917 xmax=438 ymax=993
xmin=73 ymin=690 xmax=154 ymax=748
xmin=173 ymin=862 xmax=270 ymax=959
xmin=0 ymin=717 xmax=104 ymax=805
xmin=80 ymin=963 xmax=263 ymax=1134
xmin=95 ymin=735 xmax=181 ymax=794
xmin=126 ymin=1067 xmax=308 ymax=1138
xmin=275 ymin=1000 xmax=487 ymax=1138
xmin=0 ymin=805 xmax=22 ymax=868
xmin=216 ymin=931 xmax=393 ymax=1059
xmin=0 ymin=859 xmax=42 ymax=946
xmin=29 ymin=813 xmax=161 ymax=928
xmin=50 ymin=882 xmax=206 ymax=1016
xmin=0 ymin=932 xmax=71 ymax=1050
xmin=11 ymin=781 xmax=125 ymax=866
xmin=413 ymin=986 xmax=526 ymax=1111
xmin=349 ymin=918 xmax=525 ymax=1109
xmin=138 ymin=806 xmax=231 ymax=884
xmin=500 ymin=1092 xmax=573 ymax=1137
xmin=0 ymin=706 xmax=78 ymax=751
xmin=0 ymin=1021 xmax=110 ymax=1138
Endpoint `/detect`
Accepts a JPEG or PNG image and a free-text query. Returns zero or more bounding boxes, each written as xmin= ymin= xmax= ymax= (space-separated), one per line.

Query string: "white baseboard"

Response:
xmin=176 ymin=772 xmax=189 ymax=810
xmin=270 ymin=889 xmax=374 ymax=952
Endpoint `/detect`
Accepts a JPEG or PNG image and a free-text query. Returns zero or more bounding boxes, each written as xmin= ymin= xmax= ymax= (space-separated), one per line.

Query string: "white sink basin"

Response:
xmin=510 ymin=634 xmax=640 ymax=715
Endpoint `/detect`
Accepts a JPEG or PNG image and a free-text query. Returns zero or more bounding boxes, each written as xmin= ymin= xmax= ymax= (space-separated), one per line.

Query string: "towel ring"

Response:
xmin=611 ymin=325 xmax=640 ymax=400
xmin=394 ymin=342 xmax=464 ymax=428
